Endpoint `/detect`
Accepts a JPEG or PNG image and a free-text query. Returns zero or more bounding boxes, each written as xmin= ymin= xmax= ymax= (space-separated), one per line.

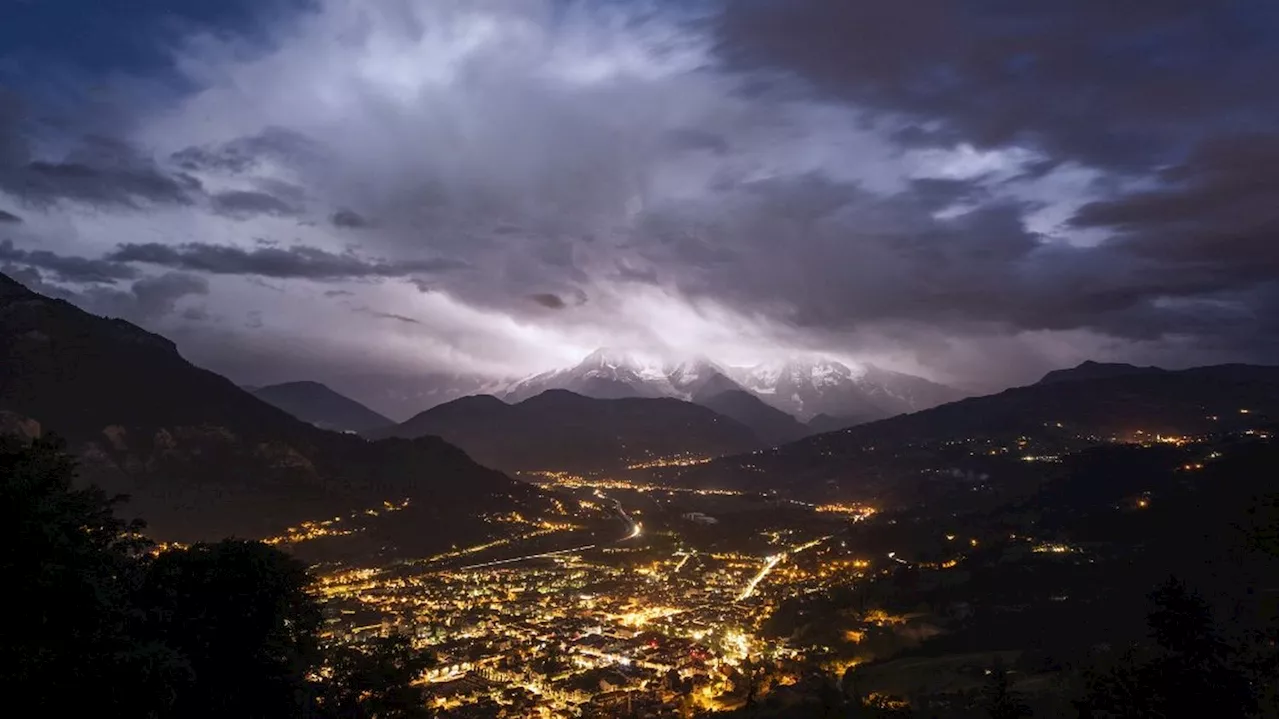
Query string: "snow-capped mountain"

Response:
xmin=501 ymin=349 xmax=964 ymax=424
xmin=343 ymin=348 xmax=965 ymax=428
xmin=730 ymin=357 xmax=965 ymax=421
xmin=503 ymin=348 xmax=678 ymax=402
xmin=665 ymin=356 xmax=743 ymax=401
xmin=501 ymin=349 xmax=745 ymax=403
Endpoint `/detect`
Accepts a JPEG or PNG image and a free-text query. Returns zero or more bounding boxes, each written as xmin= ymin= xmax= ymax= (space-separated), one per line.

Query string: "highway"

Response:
xmin=456 ymin=491 xmax=640 ymax=571
xmin=737 ymin=535 xmax=833 ymax=601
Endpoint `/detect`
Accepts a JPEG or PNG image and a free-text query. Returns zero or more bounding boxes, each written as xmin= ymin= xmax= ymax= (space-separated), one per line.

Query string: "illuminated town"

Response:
xmin=276 ymin=421 xmax=1265 ymax=718
xmin=296 ymin=470 xmax=886 ymax=717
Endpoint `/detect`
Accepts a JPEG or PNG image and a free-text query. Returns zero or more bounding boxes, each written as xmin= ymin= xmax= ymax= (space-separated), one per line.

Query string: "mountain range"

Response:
xmin=0 ymin=272 xmax=559 ymax=544
xmin=436 ymin=348 xmax=966 ymax=425
xmin=368 ymin=389 xmax=762 ymax=473
xmin=676 ymin=362 xmax=1277 ymax=500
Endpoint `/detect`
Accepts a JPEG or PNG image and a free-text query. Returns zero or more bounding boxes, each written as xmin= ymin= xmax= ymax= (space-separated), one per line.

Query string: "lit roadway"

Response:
xmin=457 ymin=492 xmax=640 ymax=571
xmin=737 ymin=535 xmax=833 ymax=602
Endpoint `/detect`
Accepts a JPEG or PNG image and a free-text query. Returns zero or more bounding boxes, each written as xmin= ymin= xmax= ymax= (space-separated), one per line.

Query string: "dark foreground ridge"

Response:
xmin=0 ymin=271 xmax=554 ymax=543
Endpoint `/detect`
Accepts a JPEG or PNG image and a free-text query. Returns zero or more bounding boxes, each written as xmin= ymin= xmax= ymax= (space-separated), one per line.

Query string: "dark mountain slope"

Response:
xmin=1036 ymin=360 xmax=1163 ymax=385
xmin=805 ymin=413 xmax=862 ymax=434
xmin=370 ymin=389 xmax=761 ymax=472
xmin=695 ymin=389 xmax=810 ymax=446
xmin=0 ymin=272 xmax=553 ymax=542
xmin=680 ymin=363 xmax=1276 ymax=498
xmin=253 ymin=381 xmax=392 ymax=433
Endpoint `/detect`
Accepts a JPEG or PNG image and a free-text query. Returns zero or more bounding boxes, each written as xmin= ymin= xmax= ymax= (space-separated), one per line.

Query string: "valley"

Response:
xmin=1 ymin=271 xmax=1274 ymax=718
xmin=291 ymin=420 xmax=1275 ymax=717
xmin=3 ymin=4 xmax=1271 ymax=716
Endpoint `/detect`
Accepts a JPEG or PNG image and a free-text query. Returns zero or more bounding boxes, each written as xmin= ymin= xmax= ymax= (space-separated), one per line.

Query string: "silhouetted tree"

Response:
xmin=316 ymin=634 xmax=434 ymax=718
xmin=2 ymin=436 xmax=334 ymax=717
xmin=810 ymin=671 xmax=847 ymax=717
xmin=1075 ymin=577 xmax=1259 ymax=719
xmin=0 ymin=435 xmax=174 ymax=715
xmin=139 ymin=539 xmax=324 ymax=718
xmin=981 ymin=659 xmax=1031 ymax=719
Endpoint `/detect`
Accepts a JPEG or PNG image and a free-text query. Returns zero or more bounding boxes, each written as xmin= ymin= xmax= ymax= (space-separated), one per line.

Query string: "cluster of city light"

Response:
xmin=527 ymin=470 xmax=746 ymax=498
xmin=863 ymin=609 xmax=910 ymax=626
xmin=263 ymin=519 xmax=356 ymax=546
xmin=306 ymin=447 xmax=1144 ymax=716
xmin=278 ymin=416 xmax=1279 ymax=716
xmin=305 ymin=507 xmax=880 ymax=716
xmin=625 ymin=454 xmax=713 ymax=470
xmin=813 ymin=502 xmax=877 ymax=520
xmin=738 ymin=535 xmax=832 ymax=602
xmin=415 ymin=522 xmax=580 ymax=566
xmin=610 ymin=605 xmax=685 ymax=628
xmin=149 ymin=540 xmax=189 ymax=556
xmin=263 ymin=499 xmax=410 ymax=547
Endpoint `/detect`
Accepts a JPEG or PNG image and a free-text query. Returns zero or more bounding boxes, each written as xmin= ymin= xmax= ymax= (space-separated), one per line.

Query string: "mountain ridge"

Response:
xmin=695 ymin=389 xmax=811 ymax=446
xmin=1036 ymin=360 xmax=1164 ymax=385
xmin=325 ymin=348 xmax=966 ymax=428
xmin=0 ymin=271 xmax=557 ymax=544
xmin=252 ymin=380 xmax=393 ymax=433
xmin=677 ymin=362 xmax=1277 ymax=499
xmin=368 ymin=388 xmax=762 ymax=472
xmin=488 ymin=348 xmax=966 ymax=424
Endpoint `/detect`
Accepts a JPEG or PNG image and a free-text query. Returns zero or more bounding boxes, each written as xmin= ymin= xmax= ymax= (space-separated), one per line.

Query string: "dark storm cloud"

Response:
xmin=663 ymin=128 xmax=730 ymax=155
xmin=1054 ymin=132 xmax=1277 ymax=348
xmin=170 ymin=127 xmax=323 ymax=173
xmin=1070 ymin=133 xmax=1277 ymax=273
xmin=7 ymin=158 xmax=200 ymax=207
xmin=907 ymin=178 xmax=991 ymax=212
xmin=644 ymin=176 xmax=1034 ymax=325
xmin=211 ymin=189 xmax=298 ymax=217
xmin=611 ymin=262 xmax=659 ymax=285
xmin=708 ymin=0 xmax=1275 ymax=364
xmin=180 ymin=306 xmax=210 ymax=322
xmin=0 ymin=239 xmax=139 ymax=284
xmin=0 ymin=131 xmax=201 ymax=207
xmin=9 ymin=267 xmax=209 ymax=323
xmin=127 ymin=272 xmax=210 ymax=318
xmin=107 ymin=242 xmax=468 ymax=280
xmin=0 ymin=209 xmax=21 ymax=222
xmin=646 ymin=170 xmax=1273 ymax=358
xmin=352 ymin=306 xmax=422 ymax=325
xmin=529 ymin=293 xmax=567 ymax=309
xmin=2 ymin=0 xmax=1270 ymax=387
xmin=330 ymin=209 xmax=370 ymax=228
xmin=0 ymin=265 xmax=73 ymax=301
xmin=718 ymin=0 xmax=1274 ymax=170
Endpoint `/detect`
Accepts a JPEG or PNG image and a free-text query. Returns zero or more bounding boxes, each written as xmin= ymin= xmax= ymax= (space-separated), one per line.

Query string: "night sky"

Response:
xmin=0 ymin=0 xmax=1274 ymax=394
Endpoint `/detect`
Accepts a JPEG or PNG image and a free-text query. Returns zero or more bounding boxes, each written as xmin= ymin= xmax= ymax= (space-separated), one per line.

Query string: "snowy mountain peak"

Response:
xmin=496 ymin=348 xmax=963 ymax=423
xmin=726 ymin=356 xmax=956 ymax=421
xmin=501 ymin=348 xmax=677 ymax=402
xmin=578 ymin=347 xmax=669 ymax=381
xmin=740 ymin=355 xmax=867 ymax=393
xmin=581 ymin=347 xmax=641 ymax=368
